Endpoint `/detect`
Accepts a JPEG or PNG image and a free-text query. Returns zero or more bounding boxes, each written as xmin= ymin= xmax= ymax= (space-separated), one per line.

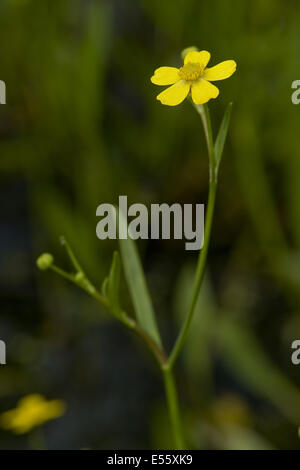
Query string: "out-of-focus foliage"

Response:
xmin=0 ymin=0 xmax=300 ymax=449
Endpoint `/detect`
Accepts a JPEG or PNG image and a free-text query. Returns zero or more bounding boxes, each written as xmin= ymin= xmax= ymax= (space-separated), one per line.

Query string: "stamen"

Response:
xmin=179 ymin=62 xmax=204 ymax=82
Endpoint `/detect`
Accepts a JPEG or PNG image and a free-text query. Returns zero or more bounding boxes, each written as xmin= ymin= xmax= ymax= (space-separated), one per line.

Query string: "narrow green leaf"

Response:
xmin=117 ymin=209 xmax=162 ymax=347
xmin=214 ymin=102 xmax=233 ymax=170
xmin=108 ymin=251 xmax=121 ymax=314
xmin=101 ymin=276 xmax=109 ymax=299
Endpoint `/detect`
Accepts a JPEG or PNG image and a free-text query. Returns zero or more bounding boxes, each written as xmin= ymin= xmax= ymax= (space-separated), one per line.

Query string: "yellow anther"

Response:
xmin=179 ymin=62 xmax=204 ymax=82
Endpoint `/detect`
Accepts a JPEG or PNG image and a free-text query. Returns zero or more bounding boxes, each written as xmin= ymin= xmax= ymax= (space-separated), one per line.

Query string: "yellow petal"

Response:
xmin=151 ymin=67 xmax=180 ymax=85
xmin=204 ymin=60 xmax=237 ymax=81
xmin=0 ymin=394 xmax=66 ymax=434
xmin=156 ymin=80 xmax=190 ymax=106
xmin=191 ymin=79 xmax=219 ymax=105
xmin=184 ymin=50 xmax=211 ymax=68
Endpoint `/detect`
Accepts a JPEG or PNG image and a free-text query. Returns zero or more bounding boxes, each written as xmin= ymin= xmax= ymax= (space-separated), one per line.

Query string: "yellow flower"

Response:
xmin=151 ymin=50 xmax=237 ymax=106
xmin=0 ymin=394 xmax=66 ymax=434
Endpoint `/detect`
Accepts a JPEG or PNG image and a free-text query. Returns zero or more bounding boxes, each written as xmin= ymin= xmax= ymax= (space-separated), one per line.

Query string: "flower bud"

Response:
xmin=181 ymin=46 xmax=198 ymax=61
xmin=36 ymin=253 xmax=54 ymax=270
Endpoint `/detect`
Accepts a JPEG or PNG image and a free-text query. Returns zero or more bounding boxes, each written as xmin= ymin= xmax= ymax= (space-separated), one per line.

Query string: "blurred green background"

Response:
xmin=0 ymin=0 xmax=300 ymax=449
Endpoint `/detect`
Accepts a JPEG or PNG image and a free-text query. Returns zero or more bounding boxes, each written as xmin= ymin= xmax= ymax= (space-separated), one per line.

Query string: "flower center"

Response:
xmin=179 ymin=62 xmax=204 ymax=81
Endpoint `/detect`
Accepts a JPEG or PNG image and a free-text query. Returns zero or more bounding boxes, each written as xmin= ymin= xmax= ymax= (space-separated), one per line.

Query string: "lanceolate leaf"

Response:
xmin=108 ymin=251 xmax=121 ymax=314
xmin=101 ymin=276 xmax=109 ymax=299
xmin=214 ymin=102 xmax=233 ymax=171
xmin=117 ymin=209 xmax=162 ymax=347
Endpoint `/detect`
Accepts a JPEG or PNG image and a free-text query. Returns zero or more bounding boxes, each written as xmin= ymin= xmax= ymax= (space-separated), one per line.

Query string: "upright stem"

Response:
xmin=168 ymin=104 xmax=217 ymax=369
xmin=168 ymin=179 xmax=217 ymax=368
xmin=162 ymin=367 xmax=185 ymax=449
xmin=163 ymin=104 xmax=218 ymax=447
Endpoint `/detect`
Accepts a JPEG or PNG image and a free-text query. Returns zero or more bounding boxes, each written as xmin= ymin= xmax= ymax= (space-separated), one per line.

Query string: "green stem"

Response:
xmin=162 ymin=367 xmax=185 ymax=449
xmin=194 ymin=103 xmax=215 ymax=177
xmin=168 ymin=179 xmax=217 ymax=368
xmin=168 ymin=104 xmax=217 ymax=369
xmin=134 ymin=323 xmax=168 ymax=366
xmin=50 ymin=263 xmax=168 ymax=368
xmin=60 ymin=236 xmax=85 ymax=274
xmin=164 ymin=104 xmax=218 ymax=446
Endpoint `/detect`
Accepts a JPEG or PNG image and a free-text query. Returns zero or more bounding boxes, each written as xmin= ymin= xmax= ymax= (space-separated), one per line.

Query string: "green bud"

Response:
xmin=36 ymin=253 xmax=54 ymax=270
xmin=181 ymin=46 xmax=198 ymax=61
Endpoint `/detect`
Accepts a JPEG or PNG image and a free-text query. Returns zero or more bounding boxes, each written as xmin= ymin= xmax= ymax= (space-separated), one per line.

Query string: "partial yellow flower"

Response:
xmin=151 ymin=50 xmax=237 ymax=106
xmin=0 ymin=394 xmax=66 ymax=434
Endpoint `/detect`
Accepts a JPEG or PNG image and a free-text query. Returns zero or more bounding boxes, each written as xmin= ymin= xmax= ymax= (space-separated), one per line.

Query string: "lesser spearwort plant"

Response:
xmin=36 ymin=47 xmax=237 ymax=449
